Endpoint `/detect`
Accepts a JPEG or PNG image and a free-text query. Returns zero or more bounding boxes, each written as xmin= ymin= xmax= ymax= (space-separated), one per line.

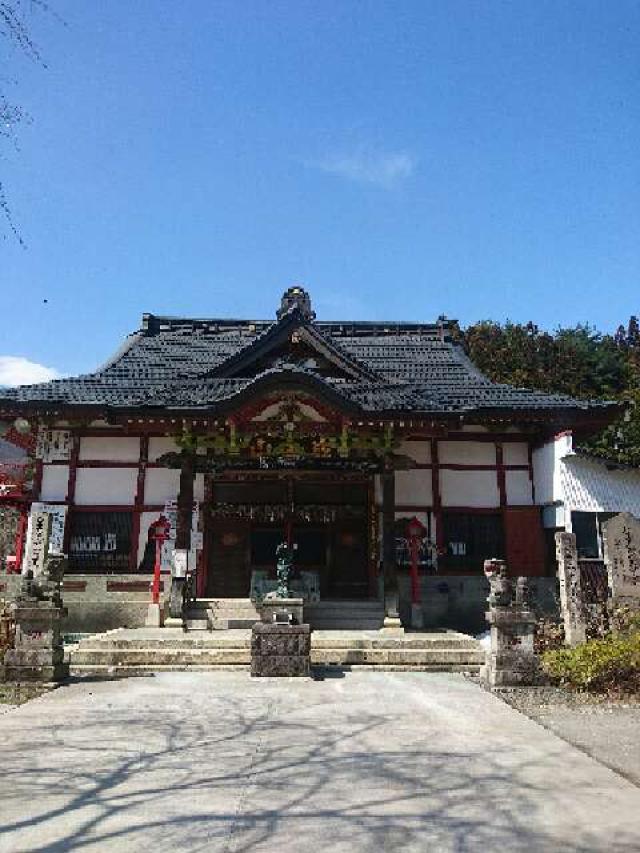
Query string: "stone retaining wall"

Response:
xmin=398 ymin=574 xmax=558 ymax=633
xmin=1 ymin=572 xmax=168 ymax=634
xmin=1 ymin=571 xmax=558 ymax=635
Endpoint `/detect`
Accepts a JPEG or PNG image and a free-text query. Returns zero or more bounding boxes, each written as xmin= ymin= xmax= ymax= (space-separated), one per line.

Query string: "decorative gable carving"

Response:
xmin=237 ymin=394 xmax=335 ymax=426
xmin=209 ymin=305 xmax=381 ymax=383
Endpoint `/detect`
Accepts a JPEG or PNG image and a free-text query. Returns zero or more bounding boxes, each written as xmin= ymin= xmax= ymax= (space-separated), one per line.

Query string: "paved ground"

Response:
xmin=495 ymin=686 xmax=640 ymax=786
xmin=0 ymin=673 xmax=639 ymax=852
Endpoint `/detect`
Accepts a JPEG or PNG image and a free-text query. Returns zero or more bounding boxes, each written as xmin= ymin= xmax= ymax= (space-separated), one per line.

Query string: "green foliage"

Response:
xmin=542 ymin=629 xmax=640 ymax=692
xmin=611 ymin=604 xmax=640 ymax=635
xmin=462 ymin=315 xmax=640 ymax=466
xmin=586 ymin=387 xmax=640 ymax=467
xmin=464 ymin=320 xmax=627 ymax=398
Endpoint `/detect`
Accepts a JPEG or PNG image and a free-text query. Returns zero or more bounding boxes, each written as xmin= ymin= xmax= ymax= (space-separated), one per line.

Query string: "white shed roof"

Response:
xmin=560 ymin=452 xmax=640 ymax=515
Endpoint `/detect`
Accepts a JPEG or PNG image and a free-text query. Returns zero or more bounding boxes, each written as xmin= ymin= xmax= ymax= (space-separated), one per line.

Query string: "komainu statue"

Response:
xmin=483 ymin=558 xmax=513 ymax=607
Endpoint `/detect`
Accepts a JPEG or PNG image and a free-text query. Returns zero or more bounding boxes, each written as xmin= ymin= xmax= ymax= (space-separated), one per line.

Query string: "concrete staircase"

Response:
xmin=67 ymin=627 xmax=484 ymax=676
xmin=311 ymin=632 xmax=485 ymax=671
xmin=184 ymin=598 xmax=385 ymax=631
xmin=305 ymin=600 xmax=384 ymax=630
xmin=185 ymin=599 xmax=261 ymax=631
xmin=69 ymin=629 xmax=251 ymax=674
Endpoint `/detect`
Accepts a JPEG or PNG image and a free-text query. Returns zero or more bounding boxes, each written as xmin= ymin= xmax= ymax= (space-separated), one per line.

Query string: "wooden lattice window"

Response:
xmin=441 ymin=512 xmax=505 ymax=572
xmin=68 ymin=511 xmax=133 ymax=573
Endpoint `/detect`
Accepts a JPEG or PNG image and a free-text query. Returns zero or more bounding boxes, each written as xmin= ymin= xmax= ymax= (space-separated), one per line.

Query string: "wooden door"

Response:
xmin=504 ymin=507 xmax=545 ymax=576
xmin=329 ymin=518 xmax=369 ymax=598
xmin=207 ymin=519 xmax=251 ymax=597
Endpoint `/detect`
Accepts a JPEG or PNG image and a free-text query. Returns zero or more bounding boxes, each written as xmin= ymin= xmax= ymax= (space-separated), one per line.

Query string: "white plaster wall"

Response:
xmin=561 ymin=455 xmax=640 ymax=516
xmin=75 ymin=468 xmax=137 ymax=505
xmin=395 ymin=470 xmax=432 ymax=506
xmin=148 ymin=437 xmax=179 ymax=462
xmin=533 ymin=435 xmax=570 ymax=505
xmin=144 ymin=468 xmax=180 ymax=505
xmin=79 ymin=436 xmax=140 ymax=462
xmin=398 ymin=440 xmax=431 ymax=464
xmin=39 ymin=465 xmax=69 ymax=501
xmin=438 ymin=441 xmax=496 ymax=465
xmin=440 ymin=469 xmax=500 ymax=507
xmin=503 ymin=442 xmax=529 ymax=466
xmin=506 ymin=470 xmax=534 ymax=505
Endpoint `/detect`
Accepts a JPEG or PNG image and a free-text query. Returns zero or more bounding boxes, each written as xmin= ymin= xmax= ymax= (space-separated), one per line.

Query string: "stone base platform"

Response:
xmin=251 ymin=623 xmax=311 ymax=677
xmin=67 ymin=628 xmax=484 ymax=675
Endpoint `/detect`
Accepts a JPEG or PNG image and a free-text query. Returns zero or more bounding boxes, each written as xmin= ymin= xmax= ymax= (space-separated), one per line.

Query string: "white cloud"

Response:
xmin=308 ymin=149 xmax=416 ymax=188
xmin=0 ymin=356 xmax=60 ymax=387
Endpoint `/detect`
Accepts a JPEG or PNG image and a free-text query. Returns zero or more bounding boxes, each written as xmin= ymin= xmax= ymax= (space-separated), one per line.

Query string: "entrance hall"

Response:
xmin=205 ymin=474 xmax=374 ymax=600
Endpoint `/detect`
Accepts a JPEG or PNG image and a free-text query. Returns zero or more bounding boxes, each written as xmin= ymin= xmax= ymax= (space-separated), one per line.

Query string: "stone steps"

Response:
xmin=184 ymin=598 xmax=386 ymax=631
xmin=74 ymin=634 xmax=476 ymax=651
xmin=69 ymin=663 xmax=480 ymax=676
xmin=71 ymin=647 xmax=483 ymax=667
xmin=311 ymin=648 xmax=485 ymax=666
xmin=300 ymin=600 xmax=385 ymax=631
xmin=185 ymin=598 xmax=261 ymax=630
xmin=71 ymin=648 xmax=251 ymax=666
xmin=69 ymin=664 xmax=250 ymax=675
xmin=68 ymin=627 xmax=484 ymax=674
xmin=311 ymin=634 xmax=480 ymax=650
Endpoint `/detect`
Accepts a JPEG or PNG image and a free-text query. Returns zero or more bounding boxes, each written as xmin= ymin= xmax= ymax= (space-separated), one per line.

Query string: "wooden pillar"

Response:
xmin=168 ymin=450 xmax=195 ymax=620
xmin=527 ymin=443 xmax=536 ymax=503
xmin=430 ymin=438 xmax=444 ymax=556
xmin=381 ymin=463 xmax=402 ymax=630
xmin=367 ymin=475 xmax=378 ymax=596
xmin=13 ymin=511 xmax=28 ymax=574
xmin=175 ymin=451 xmax=194 ymax=551
xmin=62 ymin=432 xmax=80 ymax=555
xmin=32 ymin=460 xmax=43 ymax=502
xmin=129 ymin=435 xmax=148 ymax=572
xmin=31 ymin=421 xmax=43 ymax=501
xmin=199 ymin=469 xmax=214 ymax=598
xmin=495 ymin=442 xmax=507 ymax=507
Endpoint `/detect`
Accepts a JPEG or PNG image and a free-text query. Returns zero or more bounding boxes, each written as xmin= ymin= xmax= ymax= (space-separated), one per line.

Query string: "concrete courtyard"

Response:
xmin=0 ymin=672 xmax=639 ymax=852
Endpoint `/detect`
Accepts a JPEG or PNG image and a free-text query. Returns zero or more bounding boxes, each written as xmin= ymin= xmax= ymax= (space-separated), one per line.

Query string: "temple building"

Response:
xmin=0 ymin=287 xmax=620 ymax=632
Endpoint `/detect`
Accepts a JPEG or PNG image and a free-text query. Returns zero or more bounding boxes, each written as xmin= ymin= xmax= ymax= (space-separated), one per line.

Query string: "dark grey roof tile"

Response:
xmin=0 ymin=314 xmax=616 ymax=418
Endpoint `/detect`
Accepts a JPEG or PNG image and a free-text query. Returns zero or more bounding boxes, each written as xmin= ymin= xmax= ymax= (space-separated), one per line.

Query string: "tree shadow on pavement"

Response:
xmin=0 ymin=676 xmax=638 ymax=853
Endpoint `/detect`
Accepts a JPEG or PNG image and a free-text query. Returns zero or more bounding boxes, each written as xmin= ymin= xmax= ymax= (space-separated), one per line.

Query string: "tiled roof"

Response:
xmin=0 ymin=304 xmax=618 ymax=421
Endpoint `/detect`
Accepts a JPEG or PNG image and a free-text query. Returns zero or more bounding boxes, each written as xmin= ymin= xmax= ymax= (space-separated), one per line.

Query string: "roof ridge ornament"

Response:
xmin=277 ymin=286 xmax=315 ymax=321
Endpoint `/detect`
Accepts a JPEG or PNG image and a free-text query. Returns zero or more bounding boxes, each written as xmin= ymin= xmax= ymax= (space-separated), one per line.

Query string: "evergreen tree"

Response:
xmin=463 ymin=316 xmax=639 ymax=466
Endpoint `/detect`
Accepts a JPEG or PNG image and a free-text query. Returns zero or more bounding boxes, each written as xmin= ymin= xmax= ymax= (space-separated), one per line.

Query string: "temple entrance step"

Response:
xmin=305 ymin=600 xmax=385 ymax=630
xmin=183 ymin=598 xmax=385 ymax=631
xmin=184 ymin=598 xmax=261 ymax=630
xmin=68 ymin=628 xmax=484 ymax=674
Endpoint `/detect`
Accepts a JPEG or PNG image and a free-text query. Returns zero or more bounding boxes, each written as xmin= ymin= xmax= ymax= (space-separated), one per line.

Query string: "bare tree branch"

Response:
xmin=0 ymin=0 xmax=52 ymax=244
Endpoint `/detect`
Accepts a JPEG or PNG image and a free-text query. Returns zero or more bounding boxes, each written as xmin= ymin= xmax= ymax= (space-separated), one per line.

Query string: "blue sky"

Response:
xmin=1 ymin=0 xmax=639 ymax=383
